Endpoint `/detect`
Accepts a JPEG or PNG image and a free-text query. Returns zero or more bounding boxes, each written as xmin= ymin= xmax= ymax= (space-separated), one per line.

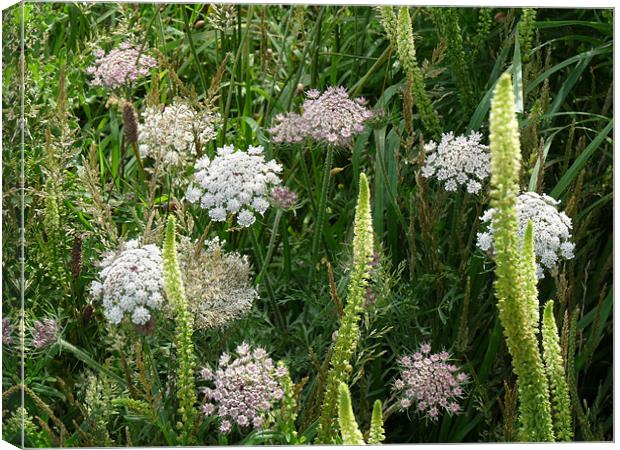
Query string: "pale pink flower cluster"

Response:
xmin=200 ymin=342 xmax=288 ymax=434
xmin=2 ymin=318 xmax=12 ymax=345
xmin=269 ymin=86 xmax=374 ymax=147
xmin=86 ymin=42 xmax=157 ymax=89
xmin=32 ymin=319 xmax=58 ymax=349
xmin=394 ymin=343 xmax=468 ymax=420
xmin=270 ymin=187 xmax=297 ymax=209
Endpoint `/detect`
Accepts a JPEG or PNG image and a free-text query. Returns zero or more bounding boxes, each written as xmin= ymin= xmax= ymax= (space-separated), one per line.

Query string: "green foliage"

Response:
xmin=2 ymin=3 xmax=612 ymax=445
xmin=489 ymin=73 xmax=554 ymax=442
xmin=317 ymin=173 xmax=374 ymax=443
xmin=429 ymin=8 xmax=475 ymax=112
xmin=542 ymin=301 xmax=573 ymax=441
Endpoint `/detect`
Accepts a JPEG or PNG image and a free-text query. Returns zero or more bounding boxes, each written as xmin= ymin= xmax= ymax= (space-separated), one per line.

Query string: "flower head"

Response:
xmin=186 ymin=145 xmax=282 ymax=227
xmin=270 ymin=187 xmax=297 ymax=210
xmin=86 ymin=42 xmax=156 ymax=89
xmin=200 ymin=342 xmax=289 ymax=433
xmin=90 ymin=240 xmax=166 ymax=325
xmin=179 ymin=237 xmax=257 ymax=331
xmin=421 ymin=131 xmax=490 ymax=194
xmin=476 ymin=192 xmax=575 ymax=278
xmin=32 ymin=319 xmax=58 ymax=349
xmin=393 ymin=344 xmax=468 ymax=420
xmin=138 ymin=100 xmax=219 ymax=169
xmin=269 ymin=86 xmax=374 ymax=147
xmin=2 ymin=318 xmax=12 ymax=346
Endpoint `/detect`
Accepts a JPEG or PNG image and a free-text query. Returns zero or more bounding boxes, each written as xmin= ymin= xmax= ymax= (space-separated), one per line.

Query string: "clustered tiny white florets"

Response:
xmin=269 ymin=86 xmax=374 ymax=147
xmin=138 ymin=100 xmax=219 ymax=168
xmin=393 ymin=343 xmax=469 ymax=421
xmin=185 ymin=145 xmax=282 ymax=227
xmin=200 ymin=342 xmax=288 ymax=434
xmin=86 ymin=42 xmax=157 ymax=89
xmin=476 ymin=192 xmax=575 ymax=278
xmin=421 ymin=131 xmax=490 ymax=194
xmin=90 ymin=240 xmax=165 ymax=325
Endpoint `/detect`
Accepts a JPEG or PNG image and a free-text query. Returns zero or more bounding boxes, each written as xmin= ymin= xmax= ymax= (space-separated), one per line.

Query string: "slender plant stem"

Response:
xmin=311 ymin=145 xmax=334 ymax=267
xmin=299 ymin=147 xmax=318 ymax=215
xmin=249 ymin=227 xmax=286 ymax=330
xmin=257 ymin=208 xmax=282 ymax=284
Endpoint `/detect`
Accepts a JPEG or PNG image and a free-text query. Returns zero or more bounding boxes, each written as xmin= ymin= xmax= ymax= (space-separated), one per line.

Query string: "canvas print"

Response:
xmin=1 ymin=3 xmax=613 ymax=446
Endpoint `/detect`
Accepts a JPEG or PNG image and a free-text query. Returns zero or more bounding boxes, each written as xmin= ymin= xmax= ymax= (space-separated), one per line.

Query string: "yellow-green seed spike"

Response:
xmin=163 ymin=215 xmax=197 ymax=445
xmin=317 ymin=173 xmax=374 ymax=444
xmin=337 ymin=383 xmax=366 ymax=445
xmin=521 ymin=221 xmax=540 ymax=331
xmin=368 ymin=399 xmax=385 ymax=444
xmin=542 ymin=301 xmax=573 ymax=441
xmin=489 ymin=73 xmax=554 ymax=442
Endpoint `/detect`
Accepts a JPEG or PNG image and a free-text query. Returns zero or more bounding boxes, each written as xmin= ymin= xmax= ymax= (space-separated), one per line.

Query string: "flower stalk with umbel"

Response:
xmin=488 ymin=73 xmax=554 ymax=442
xmin=317 ymin=173 xmax=374 ymax=443
xmin=542 ymin=300 xmax=573 ymax=441
xmin=163 ymin=215 xmax=197 ymax=444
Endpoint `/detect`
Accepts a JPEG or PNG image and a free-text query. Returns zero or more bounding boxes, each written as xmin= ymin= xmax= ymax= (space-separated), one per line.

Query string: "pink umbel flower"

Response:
xmin=270 ymin=187 xmax=297 ymax=210
xmin=2 ymin=318 xmax=12 ymax=345
xmin=269 ymin=86 xmax=374 ymax=147
xmin=393 ymin=343 xmax=469 ymax=420
xmin=200 ymin=342 xmax=289 ymax=434
xmin=86 ymin=42 xmax=157 ymax=89
xmin=32 ymin=318 xmax=58 ymax=349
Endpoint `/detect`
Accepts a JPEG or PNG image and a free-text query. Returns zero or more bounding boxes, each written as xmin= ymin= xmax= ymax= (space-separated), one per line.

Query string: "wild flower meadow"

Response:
xmin=1 ymin=3 xmax=613 ymax=446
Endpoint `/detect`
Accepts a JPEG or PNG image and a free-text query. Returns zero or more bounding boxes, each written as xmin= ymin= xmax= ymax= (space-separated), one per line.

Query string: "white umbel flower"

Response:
xmin=138 ymin=100 xmax=219 ymax=168
xmin=421 ymin=131 xmax=490 ymax=194
xmin=90 ymin=240 xmax=165 ymax=325
xmin=185 ymin=144 xmax=283 ymax=227
xmin=477 ymin=192 xmax=575 ymax=278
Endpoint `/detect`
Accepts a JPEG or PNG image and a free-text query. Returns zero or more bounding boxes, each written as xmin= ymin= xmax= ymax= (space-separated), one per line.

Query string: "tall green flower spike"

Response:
xmin=376 ymin=7 xmax=397 ymax=43
xmin=337 ymin=383 xmax=366 ymax=445
xmin=489 ymin=73 xmax=554 ymax=442
xmin=521 ymin=221 xmax=540 ymax=332
xmin=317 ymin=173 xmax=374 ymax=444
xmin=542 ymin=301 xmax=573 ymax=441
xmin=368 ymin=399 xmax=385 ymax=444
xmin=163 ymin=215 xmax=197 ymax=445
xmin=388 ymin=7 xmax=441 ymax=139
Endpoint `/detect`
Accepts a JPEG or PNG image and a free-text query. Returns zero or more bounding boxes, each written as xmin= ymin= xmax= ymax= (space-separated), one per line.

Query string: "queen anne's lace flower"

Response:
xmin=179 ymin=237 xmax=257 ymax=331
xmin=200 ymin=342 xmax=288 ymax=433
xmin=32 ymin=319 xmax=58 ymax=349
xmin=477 ymin=192 xmax=575 ymax=278
xmin=393 ymin=343 xmax=469 ymax=420
xmin=186 ymin=145 xmax=282 ymax=227
xmin=90 ymin=240 xmax=165 ymax=325
xmin=138 ymin=101 xmax=219 ymax=168
xmin=421 ymin=131 xmax=490 ymax=194
xmin=86 ymin=42 xmax=157 ymax=89
xmin=269 ymin=86 xmax=374 ymax=147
